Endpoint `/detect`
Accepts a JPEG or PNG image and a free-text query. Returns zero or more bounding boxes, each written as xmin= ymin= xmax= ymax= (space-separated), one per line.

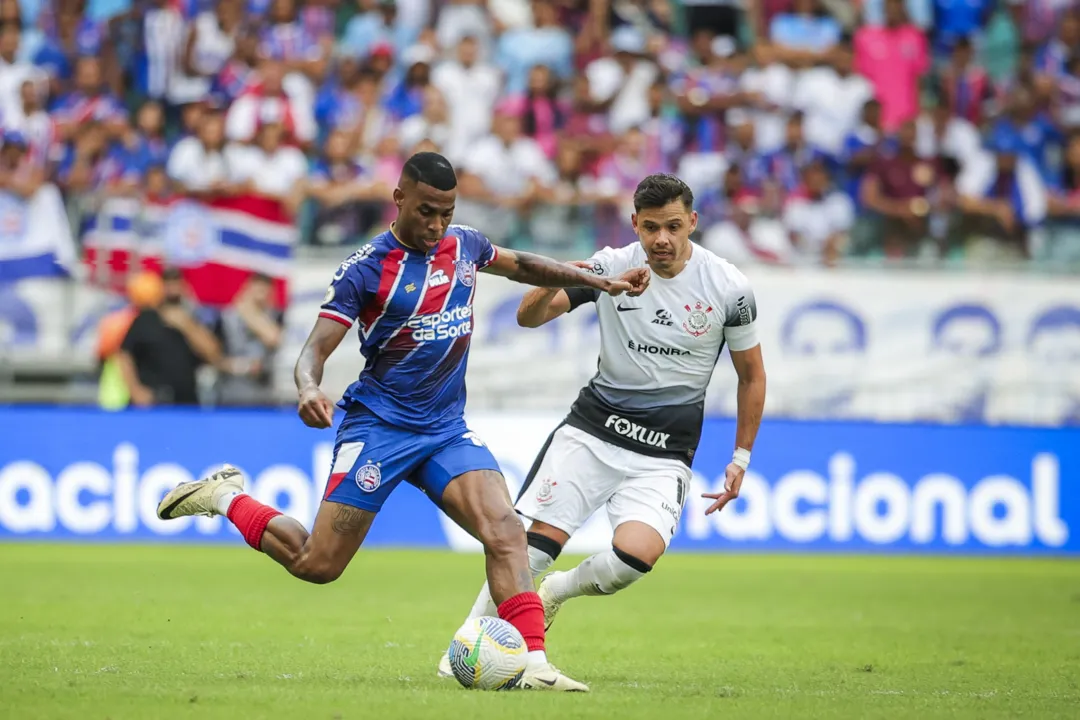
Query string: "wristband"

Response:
xmin=732 ymin=447 xmax=751 ymax=470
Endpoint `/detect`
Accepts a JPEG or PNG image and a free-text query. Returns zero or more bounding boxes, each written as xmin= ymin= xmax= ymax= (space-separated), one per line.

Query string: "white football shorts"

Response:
xmin=514 ymin=424 xmax=693 ymax=548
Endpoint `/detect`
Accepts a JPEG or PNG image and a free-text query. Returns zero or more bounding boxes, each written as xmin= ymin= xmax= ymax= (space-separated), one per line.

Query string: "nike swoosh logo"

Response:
xmin=616 ymin=305 xmax=641 ymax=312
xmin=464 ymin=628 xmax=484 ymax=668
xmin=158 ymin=484 xmax=202 ymax=519
xmin=535 ymin=677 xmax=557 ymax=686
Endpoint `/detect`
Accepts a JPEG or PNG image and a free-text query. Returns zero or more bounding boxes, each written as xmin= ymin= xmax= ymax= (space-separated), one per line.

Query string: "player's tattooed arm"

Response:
xmin=483 ymin=247 xmax=633 ymax=295
xmin=294 ymin=317 xmax=349 ymax=428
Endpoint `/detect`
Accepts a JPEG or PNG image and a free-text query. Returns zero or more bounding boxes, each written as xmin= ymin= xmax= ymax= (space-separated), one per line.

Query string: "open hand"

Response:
xmin=298 ymin=386 xmax=335 ymax=428
xmin=702 ymin=463 xmax=745 ymax=515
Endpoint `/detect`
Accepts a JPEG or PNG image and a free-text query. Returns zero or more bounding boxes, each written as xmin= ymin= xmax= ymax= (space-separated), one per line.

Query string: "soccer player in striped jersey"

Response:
xmin=156 ymin=151 xmax=649 ymax=692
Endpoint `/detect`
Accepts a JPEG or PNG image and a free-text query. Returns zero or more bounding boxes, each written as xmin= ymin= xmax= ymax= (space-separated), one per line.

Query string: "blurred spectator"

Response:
xmin=1034 ymin=9 xmax=1078 ymax=79
xmin=457 ymin=100 xmax=555 ymax=242
xmin=939 ymin=37 xmax=993 ymax=126
xmin=118 ymin=100 xmax=169 ymax=182
xmin=512 ymin=64 xmax=566 ymax=159
xmin=495 ymin=0 xmax=573 ymax=95
xmin=0 ymin=22 xmax=46 ymax=121
xmin=436 ymin=0 xmax=494 ymax=53
xmin=340 ymin=0 xmax=415 ymax=61
xmin=176 ymin=0 xmax=242 ymax=103
xmin=432 ymin=34 xmax=500 ymax=160
xmin=769 ymin=0 xmax=842 ymax=54
xmin=5 ymin=79 xmax=55 ymax=168
xmin=839 ymin=98 xmax=887 ymax=204
xmin=0 ymin=129 xmax=44 ymax=198
xmin=118 ymin=268 xmax=221 ymax=407
xmin=783 ymin=160 xmax=854 ymax=264
xmin=398 ymin=85 xmax=451 ymax=157
xmin=956 ymin=128 xmax=1048 ymax=260
xmin=991 ymin=87 xmax=1063 ymax=182
xmin=1043 ymin=132 xmax=1080 ymax=263
xmin=306 ymin=127 xmax=390 ymax=245
xmin=702 ymin=179 xmax=792 ymax=263
xmin=860 ymin=0 xmax=932 ymax=29
xmin=854 ymin=0 xmax=929 ymax=130
xmin=213 ymin=273 xmax=284 ymax=406
xmin=225 ymin=59 xmax=316 ymax=145
xmin=766 ymin=111 xmax=827 ymax=195
xmin=585 ymin=25 xmax=659 ymax=136
xmin=211 ymin=23 xmax=261 ymax=105
xmin=52 ymin=56 xmax=126 ymax=145
xmin=225 ymin=108 xmax=308 ymax=214
xmin=384 ymin=43 xmax=434 ymax=120
xmin=167 ymin=108 xmax=229 ymax=196
xmin=915 ymin=97 xmax=983 ymax=168
xmin=861 ymin=119 xmax=940 ymax=257
xmin=931 ymin=0 xmax=995 ymax=55
xmin=794 ymin=43 xmax=873 ymax=155
xmin=724 ymin=109 xmax=771 ymax=199
xmin=54 ymin=120 xmax=126 ymax=195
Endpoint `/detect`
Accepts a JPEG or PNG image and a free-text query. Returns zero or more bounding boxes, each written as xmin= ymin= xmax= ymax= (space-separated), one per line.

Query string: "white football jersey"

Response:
xmin=561 ymin=242 xmax=759 ymax=464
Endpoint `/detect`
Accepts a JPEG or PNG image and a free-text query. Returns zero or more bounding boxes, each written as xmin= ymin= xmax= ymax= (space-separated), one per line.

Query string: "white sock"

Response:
xmin=465 ymin=544 xmax=556 ymax=621
xmin=527 ymin=649 xmax=548 ymax=670
xmin=545 ymin=549 xmax=648 ymax=602
xmin=214 ymin=490 xmax=244 ymax=516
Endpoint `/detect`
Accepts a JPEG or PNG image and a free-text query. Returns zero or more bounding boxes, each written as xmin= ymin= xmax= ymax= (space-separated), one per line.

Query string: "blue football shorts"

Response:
xmin=323 ymin=407 xmax=501 ymax=512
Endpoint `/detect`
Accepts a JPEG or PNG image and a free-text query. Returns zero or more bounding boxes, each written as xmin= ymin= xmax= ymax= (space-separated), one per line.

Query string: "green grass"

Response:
xmin=0 ymin=546 xmax=1078 ymax=719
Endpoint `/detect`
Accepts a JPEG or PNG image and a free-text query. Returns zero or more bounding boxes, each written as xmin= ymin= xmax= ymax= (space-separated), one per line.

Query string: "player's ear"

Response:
xmin=688 ymin=210 xmax=698 ymax=235
xmin=392 ymin=186 xmax=404 ymax=209
xmin=631 ymin=213 xmax=638 ymax=232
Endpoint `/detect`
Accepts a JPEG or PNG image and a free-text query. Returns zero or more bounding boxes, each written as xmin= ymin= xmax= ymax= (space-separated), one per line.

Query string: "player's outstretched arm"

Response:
xmin=517 ymin=288 xmax=572 ymax=328
xmin=703 ymin=344 xmax=766 ymax=515
xmin=483 ymin=247 xmax=638 ymax=295
xmin=293 ymin=317 xmax=349 ymax=429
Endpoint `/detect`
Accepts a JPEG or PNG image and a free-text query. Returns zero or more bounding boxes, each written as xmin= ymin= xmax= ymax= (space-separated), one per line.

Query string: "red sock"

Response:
xmin=226 ymin=495 xmax=281 ymax=551
xmin=497 ymin=591 xmax=546 ymax=652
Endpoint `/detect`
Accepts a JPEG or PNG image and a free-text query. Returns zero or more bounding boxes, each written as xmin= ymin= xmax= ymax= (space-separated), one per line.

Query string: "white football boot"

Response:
xmin=520 ymin=662 xmax=590 ymax=692
xmin=157 ymin=464 xmax=245 ymax=520
xmin=537 ymin=572 xmax=565 ymax=631
xmin=437 ymin=652 xmax=453 ymax=678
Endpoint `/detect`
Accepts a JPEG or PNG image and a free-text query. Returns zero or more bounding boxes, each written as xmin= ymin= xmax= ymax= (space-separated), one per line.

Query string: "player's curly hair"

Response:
xmin=633 ymin=173 xmax=694 ymax=213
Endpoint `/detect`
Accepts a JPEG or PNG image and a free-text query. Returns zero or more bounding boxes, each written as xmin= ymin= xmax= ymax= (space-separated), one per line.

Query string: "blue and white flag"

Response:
xmin=0 ymin=185 xmax=77 ymax=282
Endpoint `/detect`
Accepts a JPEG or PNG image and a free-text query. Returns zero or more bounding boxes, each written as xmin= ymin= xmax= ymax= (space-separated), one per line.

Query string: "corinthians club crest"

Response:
xmin=683 ymin=302 xmax=713 ymax=337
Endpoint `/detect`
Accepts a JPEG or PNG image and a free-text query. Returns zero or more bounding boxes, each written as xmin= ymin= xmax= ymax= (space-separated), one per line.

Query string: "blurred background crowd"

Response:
xmin=3 ymin=0 xmax=1080 ymax=265
xmin=3 ymin=0 xmax=1080 ymax=414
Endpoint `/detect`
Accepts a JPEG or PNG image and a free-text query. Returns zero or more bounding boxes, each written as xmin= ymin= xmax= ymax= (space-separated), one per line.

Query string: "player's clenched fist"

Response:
xmin=618 ymin=266 xmax=650 ymax=297
xmin=298 ymin=386 xmax=335 ymax=428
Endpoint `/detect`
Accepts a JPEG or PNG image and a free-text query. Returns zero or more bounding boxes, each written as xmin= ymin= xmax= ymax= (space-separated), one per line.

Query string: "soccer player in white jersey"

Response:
xmin=438 ymin=173 xmax=766 ymax=675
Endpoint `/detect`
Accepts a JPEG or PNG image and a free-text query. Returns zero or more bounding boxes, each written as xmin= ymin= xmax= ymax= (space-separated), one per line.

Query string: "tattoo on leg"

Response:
xmin=330 ymin=505 xmax=370 ymax=535
xmin=517 ymin=568 xmax=534 ymax=592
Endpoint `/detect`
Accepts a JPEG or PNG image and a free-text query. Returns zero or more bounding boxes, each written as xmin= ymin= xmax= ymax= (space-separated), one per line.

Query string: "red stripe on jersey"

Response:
xmin=324 ymin=472 xmax=348 ymax=500
xmin=318 ymin=311 xmax=353 ymax=328
xmin=417 ymin=236 xmax=459 ymax=316
xmin=358 ymin=247 xmax=406 ymax=334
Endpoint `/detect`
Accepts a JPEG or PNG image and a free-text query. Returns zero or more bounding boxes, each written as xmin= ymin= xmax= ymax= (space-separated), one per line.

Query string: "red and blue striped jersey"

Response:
xmin=318 ymin=225 xmax=498 ymax=431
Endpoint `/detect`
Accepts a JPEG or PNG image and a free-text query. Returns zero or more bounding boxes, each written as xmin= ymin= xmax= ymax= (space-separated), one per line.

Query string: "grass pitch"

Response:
xmin=0 ymin=545 xmax=1077 ymax=719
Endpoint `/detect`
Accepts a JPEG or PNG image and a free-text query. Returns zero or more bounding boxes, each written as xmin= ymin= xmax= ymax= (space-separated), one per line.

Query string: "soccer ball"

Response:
xmin=447 ymin=616 xmax=527 ymax=690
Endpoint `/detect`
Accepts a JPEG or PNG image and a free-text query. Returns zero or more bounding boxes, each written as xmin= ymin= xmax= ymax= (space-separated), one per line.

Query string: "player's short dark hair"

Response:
xmin=402 ymin=151 xmax=457 ymax=192
xmin=633 ymin=173 xmax=693 ymax=213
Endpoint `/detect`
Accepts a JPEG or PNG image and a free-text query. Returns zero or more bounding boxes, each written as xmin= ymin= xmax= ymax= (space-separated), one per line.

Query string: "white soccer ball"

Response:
xmin=447 ymin=616 xmax=527 ymax=690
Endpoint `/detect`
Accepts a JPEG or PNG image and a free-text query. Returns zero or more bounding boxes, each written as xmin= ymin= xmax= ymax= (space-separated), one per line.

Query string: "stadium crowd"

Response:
xmin=4 ymin=0 xmax=1080 ymax=270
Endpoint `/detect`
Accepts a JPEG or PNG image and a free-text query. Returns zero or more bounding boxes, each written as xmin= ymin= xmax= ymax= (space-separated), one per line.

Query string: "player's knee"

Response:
xmin=291 ymin=554 xmax=345 ymax=585
xmin=478 ymin=508 xmax=525 ymax=557
xmin=608 ymin=546 xmax=654 ymax=591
